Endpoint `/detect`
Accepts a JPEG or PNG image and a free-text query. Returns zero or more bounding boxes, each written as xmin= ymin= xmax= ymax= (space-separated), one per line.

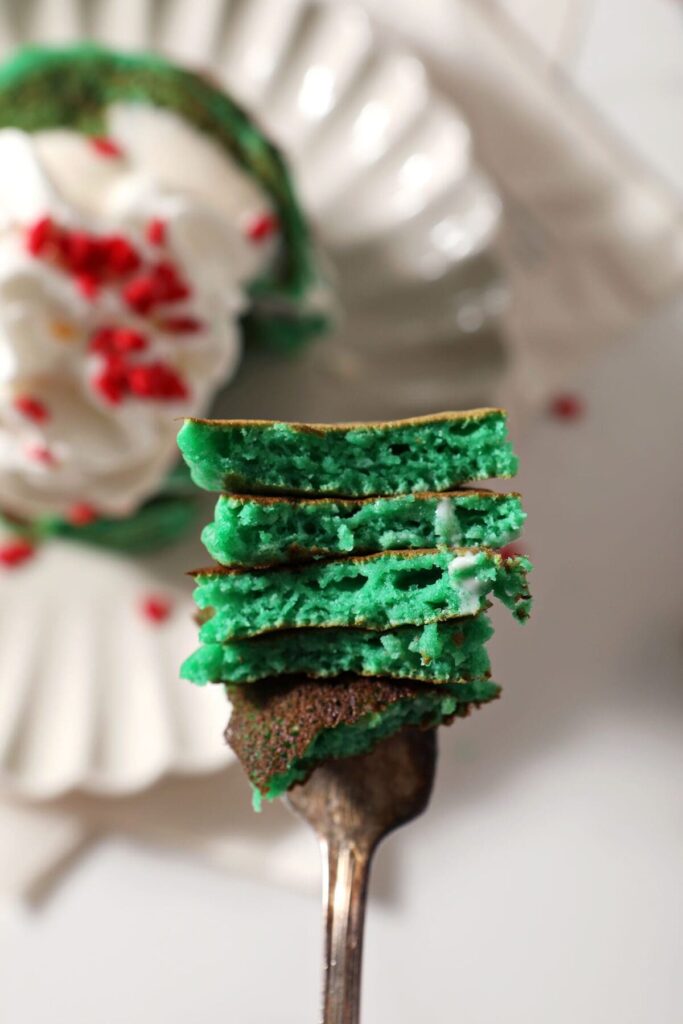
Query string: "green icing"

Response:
xmin=0 ymin=465 xmax=198 ymax=553
xmin=195 ymin=548 xmax=532 ymax=642
xmin=178 ymin=411 xmax=518 ymax=496
xmin=0 ymin=44 xmax=326 ymax=346
xmin=49 ymin=494 xmax=195 ymax=554
xmin=239 ymin=309 xmax=330 ymax=356
xmin=20 ymin=465 xmax=196 ymax=552
xmin=182 ymin=615 xmax=494 ymax=685
xmin=253 ymin=679 xmax=501 ymax=806
xmin=203 ymin=490 xmax=526 ymax=566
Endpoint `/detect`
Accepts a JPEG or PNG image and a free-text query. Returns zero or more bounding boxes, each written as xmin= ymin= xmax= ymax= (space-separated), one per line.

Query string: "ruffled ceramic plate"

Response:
xmin=0 ymin=525 xmax=231 ymax=797
xmin=0 ymin=0 xmax=505 ymax=797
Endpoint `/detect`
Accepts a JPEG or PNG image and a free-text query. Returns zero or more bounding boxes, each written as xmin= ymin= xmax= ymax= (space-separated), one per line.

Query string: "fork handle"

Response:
xmin=321 ymin=835 xmax=373 ymax=1024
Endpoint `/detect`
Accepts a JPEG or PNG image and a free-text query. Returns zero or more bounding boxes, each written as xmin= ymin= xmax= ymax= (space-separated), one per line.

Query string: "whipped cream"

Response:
xmin=434 ymin=497 xmax=462 ymax=546
xmin=0 ymin=105 xmax=277 ymax=521
xmin=448 ymin=551 xmax=485 ymax=616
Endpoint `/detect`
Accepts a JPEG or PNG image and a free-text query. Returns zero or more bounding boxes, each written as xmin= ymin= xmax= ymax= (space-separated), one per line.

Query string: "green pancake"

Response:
xmin=177 ymin=407 xmax=529 ymax=806
xmin=202 ymin=488 xmax=525 ymax=567
xmin=182 ymin=614 xmax=493 ymax=685
xmin=0 ymin=43 xmax=328 ymax=352
xmin=227 ymin=675 xmax=501 ymax=805
xmin=193 ymin=548 xmax=532 ymax=642
xmin=177 ymin=410 xmax=517 ymax=496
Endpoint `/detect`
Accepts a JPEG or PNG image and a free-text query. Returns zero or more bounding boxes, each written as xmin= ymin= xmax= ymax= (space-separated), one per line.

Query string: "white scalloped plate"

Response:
xmin=0 ymin=528 xmax=231 ymax=798
xmin=0 ymin=0 xmax=504 ymax=798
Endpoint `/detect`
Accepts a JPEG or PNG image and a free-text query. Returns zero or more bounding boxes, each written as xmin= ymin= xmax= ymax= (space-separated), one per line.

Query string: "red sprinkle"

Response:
xmin=88 ymin=333 xmax=113 ymax=358
xmin=245 ymin=212 xmax=279 ymax=243
xmin=26 ymin=219 xmax=143 ymax=289
xmin=68 ymin=502 xmax=98 ymax=526
xmin=103 ymin=236 xmax=141 ymax=277
xmin=63 ymin=231 xmax=99 ymax=273
xmin=141 ymin=594 xmax=172 ymax=623
xmin=158 ymin=316 xmax=203 ymax=335
xmin=25 ymin=443 xmax=57 ymax=466
xmin=122 ymin=263 xmax=191 ymax=311
xmin=146 ymin=218 xmax=167 ymax=246
xmin=26 ymin=215 xmax=56 ymax=257
xmin=549 ymin=393 xmax=585 ymax=421
xmin=500 ymin=543 xmax=527 ymax=561
xmin=161 ymin=283 xmax=189 ymax=304
xmin=92 ymin=360 xmax=127 ymax=404
xmin=90 ymin=136 xmax=123 ymax=158
xmin=112 ymin=327 xmax=148 ymax=352
xmin=90 ymin=327 xmax=148 ymax=355
xmin=123 ymin=274 xmax=157 ymax=314
xmin=150 ymin=261 xmax=190 ymax=304
xmin=92 ymin=351 xmax=188 ymax=405
xmin=13 ymin=394 xmax=49 ymax=423
xmin=89 ymin=327 xmax=115 ymax=354
xmin=127 ymin=362 xmax=188 ymax=401
xmin=0 ymin=539 xmax=35 ymax=568
xmin=75 ymin=272 xmax=100 ymax=301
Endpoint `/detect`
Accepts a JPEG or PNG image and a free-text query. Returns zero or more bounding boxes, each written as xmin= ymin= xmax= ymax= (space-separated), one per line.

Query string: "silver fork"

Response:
xmin=287 ymin=728 xmax=437 ymax=1024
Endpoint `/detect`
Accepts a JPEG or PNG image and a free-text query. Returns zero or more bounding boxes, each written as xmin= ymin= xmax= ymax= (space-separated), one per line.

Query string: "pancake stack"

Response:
xmin=178 ymin=410 xmax=531 ymax=806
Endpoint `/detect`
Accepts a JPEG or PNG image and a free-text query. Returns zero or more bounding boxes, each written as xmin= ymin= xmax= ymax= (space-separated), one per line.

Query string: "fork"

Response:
xmin=287 ymin=727 xmax=437 ymax=1024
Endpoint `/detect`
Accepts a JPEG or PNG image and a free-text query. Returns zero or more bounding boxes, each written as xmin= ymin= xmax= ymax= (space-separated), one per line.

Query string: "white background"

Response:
xmin=500 ymin=0 xmax=683 ymax=191
xmin=2 ymin=2 xmax=683 ymax=1021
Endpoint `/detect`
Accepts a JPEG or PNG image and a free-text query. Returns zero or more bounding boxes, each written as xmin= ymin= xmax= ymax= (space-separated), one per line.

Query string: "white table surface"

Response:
xmin=508 ymin=0 xmax=683 ymax=193
xmin=3 ymin=293 xmax=682 ymax=1024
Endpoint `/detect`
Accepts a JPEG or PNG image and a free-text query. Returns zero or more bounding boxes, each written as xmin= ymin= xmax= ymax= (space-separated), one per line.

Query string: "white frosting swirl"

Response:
xmin=0 ymin=105 xmax=276 ymax=521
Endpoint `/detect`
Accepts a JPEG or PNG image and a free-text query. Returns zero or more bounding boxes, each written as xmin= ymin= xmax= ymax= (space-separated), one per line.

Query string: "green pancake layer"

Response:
xmin=182 ymin=614 xmax=493 ymax=685
xmin=193 ymin=548 xmax=531 ymax=642
xmin=0 ymin=44 xmax=327 ymax=352
xmin=202 ymin=488 xmax=525 ymax=567
xmin=178 ymin=410 xmax=517 ymax=496
xmin=227 ymin=675 xmax=501 ymax=804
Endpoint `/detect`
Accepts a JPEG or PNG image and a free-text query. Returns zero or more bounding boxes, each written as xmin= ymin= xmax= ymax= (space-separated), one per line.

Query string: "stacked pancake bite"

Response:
xmin=178 ymin=410 xmax=531 ymax=806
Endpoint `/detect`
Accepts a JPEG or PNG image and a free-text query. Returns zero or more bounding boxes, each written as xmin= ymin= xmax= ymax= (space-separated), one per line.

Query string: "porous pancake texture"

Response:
xmin=193 ymin=548 xmax=532 ymax=642
xmin=202 ymin=489 xmax=525 ymax=567
xmin=182 ymin=615 xmax=493 ymax=685
xmin=178 ymin=410 xmax=518 ymax=496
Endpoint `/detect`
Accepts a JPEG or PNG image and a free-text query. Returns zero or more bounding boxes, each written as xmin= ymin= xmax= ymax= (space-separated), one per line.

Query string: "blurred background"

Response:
xmin=0 ymin=1 xmax=681 ymax=1021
